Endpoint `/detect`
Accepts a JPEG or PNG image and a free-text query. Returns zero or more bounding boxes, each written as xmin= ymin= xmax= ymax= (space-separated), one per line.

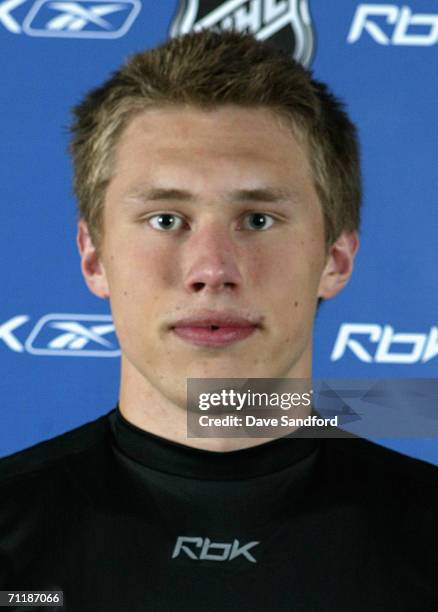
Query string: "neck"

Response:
xmin=118 ymin=354 xmax=313 ymax=452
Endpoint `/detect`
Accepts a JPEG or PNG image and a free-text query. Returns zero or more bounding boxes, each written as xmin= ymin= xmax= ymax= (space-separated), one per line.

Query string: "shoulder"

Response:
xmin=0 ymin=410 xmax=114 ymax=488
xmin=317 ymin=435 xmax=437 ymax=534
xmin=318 ymin=437 xmax=437 ymax=597
xmin=0 ymin=410 xmax=115 ymax=583
xmin=321 ymin=435 xmax=437 ymax=489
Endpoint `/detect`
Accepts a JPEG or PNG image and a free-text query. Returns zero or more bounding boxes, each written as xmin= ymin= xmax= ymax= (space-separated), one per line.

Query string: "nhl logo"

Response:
xmin=169 ymin=0 xmax=315 ymax=67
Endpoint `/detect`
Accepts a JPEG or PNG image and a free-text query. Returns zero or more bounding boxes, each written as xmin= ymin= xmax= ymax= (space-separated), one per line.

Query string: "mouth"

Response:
xmin=170 ymin=314 xmax=261 ymax=348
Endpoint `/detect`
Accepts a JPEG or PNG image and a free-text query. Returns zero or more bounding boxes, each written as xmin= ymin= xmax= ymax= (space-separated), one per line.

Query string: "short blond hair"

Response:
xmin=70 ymin=30 xmax=361 ymax=252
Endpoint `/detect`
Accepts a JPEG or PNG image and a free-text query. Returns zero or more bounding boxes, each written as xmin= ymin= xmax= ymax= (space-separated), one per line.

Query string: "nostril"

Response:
xmin=192 ymin=282 xmax=205 ymax=292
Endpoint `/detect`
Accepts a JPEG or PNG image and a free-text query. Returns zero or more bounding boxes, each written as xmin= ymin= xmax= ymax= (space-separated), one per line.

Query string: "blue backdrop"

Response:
xmin=2 ymin=0 xmax=437 ymax=463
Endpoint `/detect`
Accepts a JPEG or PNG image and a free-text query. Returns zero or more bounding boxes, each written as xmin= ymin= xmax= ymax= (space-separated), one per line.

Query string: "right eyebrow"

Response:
xmin=127 ymin=187 xmax=196 ymax=203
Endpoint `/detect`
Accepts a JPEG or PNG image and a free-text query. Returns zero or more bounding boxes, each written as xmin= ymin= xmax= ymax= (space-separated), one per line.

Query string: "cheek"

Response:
xmin=109 ymin=238 xmax=176 ymax=292
xmin=253 ymin=238 xmax=323 ymax=295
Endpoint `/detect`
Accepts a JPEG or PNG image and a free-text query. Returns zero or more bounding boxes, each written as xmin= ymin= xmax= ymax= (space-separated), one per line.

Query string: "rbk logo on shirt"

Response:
xmin=172 ymin=536 xmax=259 ymax=563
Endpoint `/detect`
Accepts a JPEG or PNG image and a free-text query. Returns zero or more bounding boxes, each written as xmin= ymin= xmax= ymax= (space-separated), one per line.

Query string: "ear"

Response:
xmin=77 ymin=219 xmax=109 ymax=299
xmin=317 ymin=230 xmax=359 ymax=299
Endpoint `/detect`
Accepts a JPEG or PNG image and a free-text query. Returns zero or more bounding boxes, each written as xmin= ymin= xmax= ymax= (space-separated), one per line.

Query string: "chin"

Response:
xmin=185 ymin=362 xmax=260 ymax=380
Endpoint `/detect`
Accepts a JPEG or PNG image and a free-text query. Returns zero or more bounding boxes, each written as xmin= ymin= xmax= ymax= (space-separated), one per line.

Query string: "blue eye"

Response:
xmin=242 ymin=213 xmax=274 ymax=230
xmin=148 ymin=214 xmax=184 ymax=231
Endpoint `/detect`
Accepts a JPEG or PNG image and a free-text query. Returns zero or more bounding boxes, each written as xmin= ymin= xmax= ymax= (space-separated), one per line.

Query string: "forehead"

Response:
xmin=112 ymin=105 xmax=313 ymax=189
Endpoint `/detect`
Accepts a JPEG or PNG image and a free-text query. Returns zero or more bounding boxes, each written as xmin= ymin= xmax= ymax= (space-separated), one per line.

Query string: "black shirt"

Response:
xmin=0 ymin=407 xmax=437 ymax=611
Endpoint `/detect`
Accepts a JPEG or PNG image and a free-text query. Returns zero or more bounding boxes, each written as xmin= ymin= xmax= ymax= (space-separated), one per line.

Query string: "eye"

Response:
xmin=147 ymin=213 xmax=185 ymax=231
xmin=241 ymin=212 xmax=275 ymax=231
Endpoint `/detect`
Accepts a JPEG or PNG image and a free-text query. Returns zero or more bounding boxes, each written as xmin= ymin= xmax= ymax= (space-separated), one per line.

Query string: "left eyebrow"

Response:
xmin=226 ymin=188 xmax=298 ymax=205
xmin=125 ymin=186 xmax=300 ymax=206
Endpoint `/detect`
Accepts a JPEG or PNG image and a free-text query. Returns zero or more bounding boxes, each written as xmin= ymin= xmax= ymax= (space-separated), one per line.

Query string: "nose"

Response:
xmin=183 ymin=222 xmax=243 ymax=294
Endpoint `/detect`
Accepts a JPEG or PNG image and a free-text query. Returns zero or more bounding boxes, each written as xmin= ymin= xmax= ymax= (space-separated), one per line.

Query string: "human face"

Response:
xmin=80 ymin=105 xmax=352 ymax=409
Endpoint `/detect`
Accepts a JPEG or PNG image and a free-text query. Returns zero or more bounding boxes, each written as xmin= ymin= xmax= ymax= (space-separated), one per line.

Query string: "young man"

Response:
xmin=1 ymin=31 xmax=436 ymax=611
